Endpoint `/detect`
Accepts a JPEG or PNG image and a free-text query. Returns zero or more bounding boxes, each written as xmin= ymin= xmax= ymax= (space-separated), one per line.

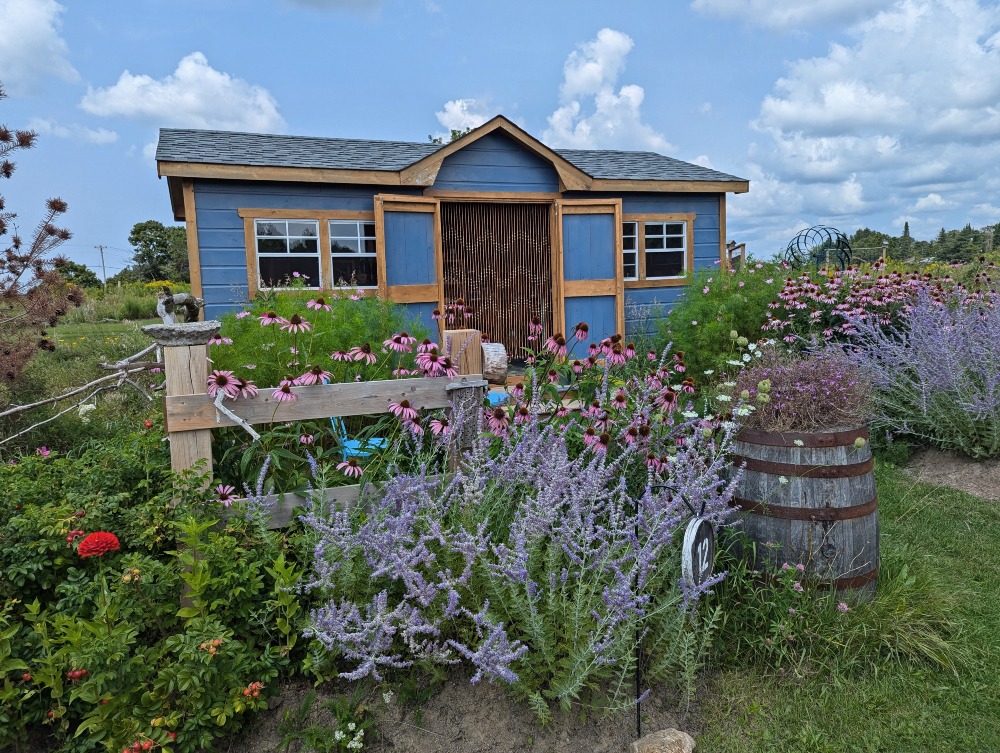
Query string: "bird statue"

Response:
xmin=156 ymin=287 xmax=204 ymax=324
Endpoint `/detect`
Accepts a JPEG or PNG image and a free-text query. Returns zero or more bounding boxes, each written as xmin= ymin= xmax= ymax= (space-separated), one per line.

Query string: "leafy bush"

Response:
xmin=841 ymin=288 xmax=1000 ymax=458
xmin=63 ymin=284 xmax=190 ymax=325
xmin=658 ymin=260 xmax=787 ymax=378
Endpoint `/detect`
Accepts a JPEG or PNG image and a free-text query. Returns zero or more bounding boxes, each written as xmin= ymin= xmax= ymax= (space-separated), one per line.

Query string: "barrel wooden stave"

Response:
xmin=731 ymin=427 xmax=879 ymax=597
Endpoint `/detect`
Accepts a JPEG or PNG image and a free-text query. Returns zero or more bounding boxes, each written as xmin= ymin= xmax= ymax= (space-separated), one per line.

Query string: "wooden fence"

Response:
xmin=142 ymin=321 xmax=488 ymax=527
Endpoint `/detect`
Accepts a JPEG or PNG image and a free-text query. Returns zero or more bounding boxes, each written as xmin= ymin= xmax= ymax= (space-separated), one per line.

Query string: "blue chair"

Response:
xmin=331 ymin=417 xmax=388 ymax=460
xmin=486 ymin=391 xmax=509 ymax=407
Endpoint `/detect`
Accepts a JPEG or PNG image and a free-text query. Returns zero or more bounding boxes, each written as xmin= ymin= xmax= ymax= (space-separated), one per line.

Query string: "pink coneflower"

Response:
xmin=554 ymin=406 xmax=571 ymax=418
xmin=383 ymin=333 xmax=413 ymax=353
xmin=429 ymin=417 xmax=450 ymax=436
xmin=546 ymin=369 xmax=559 ymax=384
xmin=348 ymin=294 xmax=361 ymax=301
xmin=583 ymin=427 xmax=599 ymax=446
xmin=588 ymin=343 xmax=599 ymax=357
xmin=573 ymin=322 xmax=589 ymax=342
xmin=487 ymin=407 xmax=510 ymax=435
xmin=658 ymin=388 xmax=678 ymax=413
xmin=259 ymin=311 xmax=286 ymax=326
xmin=331 ymin=349 xmax=351 ymax=362
xmin=307 ymin=296 xmax=332 ymax=311
xmin=572 ymin=360 xmax=584 ymax=375
xmin=208 ymin=335 xmax=233 ymax=346
xmin=208 ymin=370 xmax=241 ymax=399
xmin=403 ymin=416 xmax=424 ymax=436
xmin=441 ymin=357 xmax=459 ymax=378
xmin=415 ymin=349 xmax=444 ymax=376
xmin=681 ymin=379 xmax=695 ymax=395
xmin=389 ymin=399 xmax=419 ymax=421
xmin=281 ymin=314 xmax=312 ymax=334
xmin=392 ymin=368 xmax=413 ymax=377
xmin=431 ymin=308 xmax=443 ymax=321
xmin=299 ymin=434 xmax=314 ymax=445
xmin=271 ymin=380 xmax=298 ymax=403
xmin=296 ymin=365 xmax=332 ymax=385
xmin=645 ymin=452 xmax=663 ymax=473
xmin=216 ymin=484 xmax=237 ymax=507
xmin=235 ymin=377 xmax=258 ymax=399
xmin=349 ymin=343 xmax=377 ymax=365
xmin=235 ymin=311 xmax=252 ymax=319
xmin=584 ymin=400 xmax=603 ymax=419
xmin=608 ymin=344 xmax=627 ymax=367
xmin=510 ymin=382 xmax=525 ymax=399
xmin=623 ymin=426 xmax=640 ymax=445
xmin=611 ymin=390 xmax=628 ymax=410
xmin=528 ymin=315 xmax=543 ymax=336
xmin=417 ymin=338 xmax=436 ymax=354
xmin=337 ymin=458 xmax=364 ymax=479
xmin=544 ymin=334 xmax=568 ymax=357
xmin=624 ymin=342 xmax=636 ymax=359
xmin=514 ymin=406 xmax=531 ymax=424
xmin=591 ymin=432 xmax=611 ymax=454
xmin=647 ymin=350 xmax=657 ymax=362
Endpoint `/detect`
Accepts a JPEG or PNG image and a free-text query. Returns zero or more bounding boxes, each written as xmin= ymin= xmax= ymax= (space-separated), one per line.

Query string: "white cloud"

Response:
xmin=731 ymin=0 xmax=1000 ymax=250
xmin=692 ymin=0 xmax=888 ymax=31
xmin=690 ymin=154 xmax=714 ymax=168
xmin=28 ymin=117 xmax=117 ymax=145
xmin=542 ymin=28 xmax=674 ymax=153
xmin=432 ymin=99 xmax=495 ymax=140
xmin=969 ymin=203 xmax=1000 ymax=219
xmin=0 ymin=0 xmax=78 ymax=95
xmin=80 ymin=52 xmax=284 ymax=132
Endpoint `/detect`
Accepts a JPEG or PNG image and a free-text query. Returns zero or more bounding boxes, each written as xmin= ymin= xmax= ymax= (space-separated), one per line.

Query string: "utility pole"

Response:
xmin=95 ymin=244 xmax=107 ymax=287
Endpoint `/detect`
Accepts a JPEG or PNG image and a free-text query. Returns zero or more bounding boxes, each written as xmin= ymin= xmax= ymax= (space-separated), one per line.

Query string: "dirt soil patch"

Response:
xmin=228 ymin=672 xmax=700 ymax=753
xmin=904 ymin=447 xmax=1000 ymax=500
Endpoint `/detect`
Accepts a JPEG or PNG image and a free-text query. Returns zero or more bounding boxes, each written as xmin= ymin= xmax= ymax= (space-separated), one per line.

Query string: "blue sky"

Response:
xmin=2 ymin=0 xmax=999 ymax=278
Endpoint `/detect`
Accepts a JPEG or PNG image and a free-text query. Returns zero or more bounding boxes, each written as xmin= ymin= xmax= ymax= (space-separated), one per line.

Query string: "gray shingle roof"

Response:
xmin=156 ymin=128 xmax=745 ymax=183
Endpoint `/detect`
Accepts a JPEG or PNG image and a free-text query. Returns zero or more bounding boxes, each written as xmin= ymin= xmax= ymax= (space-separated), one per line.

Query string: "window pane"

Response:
xmin=332 ymin=256 xmax=378 ymax=287
xmin=362 ymin=222 xmax=376 ymax=238
xmin=363 ymin=238 xmax=377 ymax=254
xmin=664 ymin=236 xmax=684 ymax=249
xmin=664 ymin=223 xmax=684 ymax=235
xmin=288 ymin=221 xmax=318 ymax=237
xmin=646 ymin=251 xmax=684 ymax=278
xmin=330 ymin=221 xmax=359 ymax=237
xmin=624 ymin=251 xmax=637 ymax=280
xmin=623 ymin=221 xmax=637 ymax=235
xmin=256 ymin=221 xmax=286 ymax=237
xmin=646 ymin=236 xmax=664 ymax=250
xmin=331 ymin=238 xmax=361 ymax=253
xmin=623 ymin=236 xmax=636 ymax=251
xmin=258 ymin=256 xmax=320 ymax=287
xmin=645 ymin=223 xmax=664 ymax=235
xmin=289 ymin=237 xmax=318 ymax=254
xmin=258 ymin=238 xmax=287 ymax=254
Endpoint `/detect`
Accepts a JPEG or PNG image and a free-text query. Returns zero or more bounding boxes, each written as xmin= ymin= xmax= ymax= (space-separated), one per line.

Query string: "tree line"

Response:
xmin=849 ymin=220 xmax=998 ymax=264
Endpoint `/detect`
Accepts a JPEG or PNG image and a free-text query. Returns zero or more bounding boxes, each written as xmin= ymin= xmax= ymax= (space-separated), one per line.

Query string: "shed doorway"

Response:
xmin=440 ymin=202 xmax=553 ymax=362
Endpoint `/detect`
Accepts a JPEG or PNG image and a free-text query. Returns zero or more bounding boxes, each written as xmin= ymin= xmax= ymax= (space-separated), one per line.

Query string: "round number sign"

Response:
xmin=681 ymin=517 xmax=715 ymax=588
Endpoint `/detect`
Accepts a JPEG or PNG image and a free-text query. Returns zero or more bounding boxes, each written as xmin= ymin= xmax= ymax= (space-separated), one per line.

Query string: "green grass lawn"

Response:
xmin=695 ymin=462 xmax=1000 ymax=752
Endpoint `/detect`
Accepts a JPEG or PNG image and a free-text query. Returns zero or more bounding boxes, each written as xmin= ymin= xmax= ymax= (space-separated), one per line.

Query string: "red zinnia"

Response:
xmin=77 ymin=532 xmax=120 ymax=558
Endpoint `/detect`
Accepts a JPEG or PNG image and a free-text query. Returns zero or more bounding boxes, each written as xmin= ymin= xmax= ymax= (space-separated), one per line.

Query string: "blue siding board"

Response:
xmin=399 ymin=302 xmax=438 ymax=334
xmin=432 ymin=132 xmax=559 ymax=192
xmin=384 ymin=212 xmax=435 ymax=286
xmin=197 ymin=248 xmax=248 ymax=267
xmin=562 ymin=214 xmax=615 ymax=280
xmin=565 ymin=296 xmax=616 ymax=350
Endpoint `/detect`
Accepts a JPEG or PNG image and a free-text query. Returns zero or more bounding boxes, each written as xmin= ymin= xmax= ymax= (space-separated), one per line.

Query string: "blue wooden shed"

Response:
xmin=155 ymin=116 xmax=747 ymax=356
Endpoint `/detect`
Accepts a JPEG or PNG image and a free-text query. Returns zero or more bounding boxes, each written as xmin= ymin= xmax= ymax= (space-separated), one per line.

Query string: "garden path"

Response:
xmin=905 ymin=448 xmax=1000 ymax=500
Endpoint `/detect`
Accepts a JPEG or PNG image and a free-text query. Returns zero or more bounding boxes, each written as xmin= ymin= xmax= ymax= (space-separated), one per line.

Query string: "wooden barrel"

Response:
xmin=729 ymin=426 xmax=879 ymax=599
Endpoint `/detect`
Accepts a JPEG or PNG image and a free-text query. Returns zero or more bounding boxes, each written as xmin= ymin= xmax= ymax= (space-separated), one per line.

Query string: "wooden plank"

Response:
xmin=718 ymin=194 xmax=727 ymax=267
xmin=164 ymin=345 xmax=214 ymax=475
xmin=423 ymin=190 xmax=560 ymax=201
xmin=158 ymin=161 xmax=404 ymax=186
xmin=561 ymin=201 xmax=619 ymax=215
xmin=564 ymin=278 xmax=615 ymax=297
xmin=624 ymin=278 xmax=689 ymax=289
xmin=551 ymin=201 xmax=564 ymax=337
xmin=444 ymin=329 xmax=483 ymax=376
xmin=318 ymin=215 xmax=333 ymax=290
xmin=164 ymin=375 xmax=485 ymax=432
xmin=590 ymin=178 xmax=750 ymax=193
xmin=181 ymin=179 xmax=203 ymax=303
xmin=374 ymin=196 xmax=388 ymax=297
xmin=386 ymin=283 xmax=439 ymax=303
xmin=242 ymin=216 xmax=258 ymax=299
xmin=236 ymin=208 xmax=375 ymax=221
xmin=613 ymin=200 xmax=625 ymax=335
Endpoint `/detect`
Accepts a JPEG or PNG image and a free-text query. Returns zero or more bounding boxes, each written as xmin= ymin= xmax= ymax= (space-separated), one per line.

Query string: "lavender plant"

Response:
xmin=302 ymin=370 xmax=742 ymax=719
xmin=842 ymin=288 xmax=1000 ymax=458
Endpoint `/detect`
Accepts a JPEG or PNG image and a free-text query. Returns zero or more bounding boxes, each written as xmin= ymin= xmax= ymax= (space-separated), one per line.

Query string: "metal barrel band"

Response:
xmin=732 ymin=455 xmax=874 ymax=479
xmin=735 ymin=426 xmax=870 ymax=448
xmin=816 ymin=566 xmax=879 ymax=591
xmin=729 ymin=495 xmax=878 ymax=521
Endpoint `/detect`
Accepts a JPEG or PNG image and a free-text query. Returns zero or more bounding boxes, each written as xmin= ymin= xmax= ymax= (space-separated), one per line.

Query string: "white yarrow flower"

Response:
xmin=715 ymin=394 xmax=733 ymax=402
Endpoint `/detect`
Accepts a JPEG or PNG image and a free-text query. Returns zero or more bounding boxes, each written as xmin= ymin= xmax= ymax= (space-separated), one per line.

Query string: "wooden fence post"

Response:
xmin=446 ymin=376 xmax=487 ymax=469
xmin=442 ymin=328 xmax=483 ymax=376
xmin=142 ymin=321 xmax=221 ymax=483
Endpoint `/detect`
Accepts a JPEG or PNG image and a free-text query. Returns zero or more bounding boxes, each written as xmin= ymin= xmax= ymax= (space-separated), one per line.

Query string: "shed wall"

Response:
xmin=431 ymin=132 xmax=560 ymax=193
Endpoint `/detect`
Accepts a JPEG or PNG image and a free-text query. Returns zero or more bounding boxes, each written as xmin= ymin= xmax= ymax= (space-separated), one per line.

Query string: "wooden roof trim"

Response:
xmin=589 ymin=178 xmax=749 ymax=194
xmin=157 ymin=160 xmax=404 ymax=186
xmin=398 ymin=116 xmax=593 ymax=191
xmin=166 ymin=176 xmax=186 ymax=220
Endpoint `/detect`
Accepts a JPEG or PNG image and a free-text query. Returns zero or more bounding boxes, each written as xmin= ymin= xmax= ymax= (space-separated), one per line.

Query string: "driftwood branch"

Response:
xmin=0 ymin=366 xmax=151 ymax=420
xmin=213 ymin=390 xmax=262 ymax=442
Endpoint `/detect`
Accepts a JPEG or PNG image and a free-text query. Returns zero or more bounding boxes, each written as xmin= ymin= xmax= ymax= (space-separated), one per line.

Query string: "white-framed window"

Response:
xmin=329 ymin=220 xmax=378 ymax=288
xmin=622 ymin=221 xmax=639 ymax=280
xmin=643 ymin=221 xmax=686 ymax=279
xmin=255 ymin=219 xmax=321 ymax=288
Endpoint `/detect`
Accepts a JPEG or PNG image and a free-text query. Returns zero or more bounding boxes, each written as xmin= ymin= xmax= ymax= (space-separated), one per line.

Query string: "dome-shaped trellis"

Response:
xmin=783 ymin=225 xmax=853 ymax=271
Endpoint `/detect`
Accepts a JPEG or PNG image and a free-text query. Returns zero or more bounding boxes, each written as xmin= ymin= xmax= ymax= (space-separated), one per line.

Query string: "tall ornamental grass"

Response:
xmin=843 ymin=288 xmax=1000 ymax=458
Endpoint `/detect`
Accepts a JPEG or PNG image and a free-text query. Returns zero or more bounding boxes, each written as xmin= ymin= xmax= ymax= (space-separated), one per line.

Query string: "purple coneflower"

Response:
xmin=611 ymin=390 xmax=628 ymax=410
xmin=429 ymin=417 xmax=450 ymax=435
xmin=417 ymin=338 xmax=436 ymax=354
xmin=297 ymin=364 xmax=332 ymax=385
xmin=647 ymin=350 xmax=657 ymax=361
xmin=510 ymin=382 xmax=525 ymax=399
xmin=208 ymin=370 xmax=241 ymax=399
xmin=389 ymin=399 xmax=419 ymax=421
xmin=554 ymin=406 xmax=570 ymax=418
xmin=307 ymin=296 xmax=332 ymax=311
xmin=608 ymin=344 xmax=627 ymax=367
xmin=487 ymin=407 xmax=510 ymax=436
xmin=259 ymin=311 xmax=286 ymax=326
xmin=337 ymin=458 xmax=364 ymax=478
xmin=416 ymin=349 xmax=443 ymax=376
xmin=384 ymin=333 xmax=413 ymax=353
xmin=546 ymin=369 xmax=559 ymax=384
xmin=331 ymin=349 xmax=351 ymax=362
xmin=528 ymin=315 xmax=543 ymax=336
xmin=281 ymin=314 xmax=312 ymax=334
xmin=583 ymin=427 xmax=599 ymax=446
xmin=349 ymin=343 xmax=377 ymax=365
xmin=592 ymin=432 xmax=612 ymax=454
xmin=271 ymin=380 xmax=298 ymax=403
xmin=544 ymin=334 xmax=568 ymax=357
xmin=216 ymin=484 xmax=237 ymax=507
xmin=403 ymin=416 xmax=424 ymax=436
xmin=573 ymin=322 xmax=589 ymax=342
xmin=208 ymin=335 xmax=233 ymax=346
xmin=235 ymin=377 xmax=258 ymax=399
xmin=392 ymin=368 xmax=413 ymax=377
xmin=624 ymin=342 xmax=636 ymax=359
xmin=514 ymin=406 xmax=531 ymax=424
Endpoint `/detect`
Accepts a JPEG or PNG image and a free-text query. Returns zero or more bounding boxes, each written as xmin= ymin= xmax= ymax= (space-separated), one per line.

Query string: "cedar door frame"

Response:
xmin=373 ymin=194 xmax=443 ymax=306
xmin=622 ymin=213 xmax=696 ymax=289
xmin=558 ymin=198 xmax=625 ymax=336
xmin=237 ymin=207 xmax=376 ymax=299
